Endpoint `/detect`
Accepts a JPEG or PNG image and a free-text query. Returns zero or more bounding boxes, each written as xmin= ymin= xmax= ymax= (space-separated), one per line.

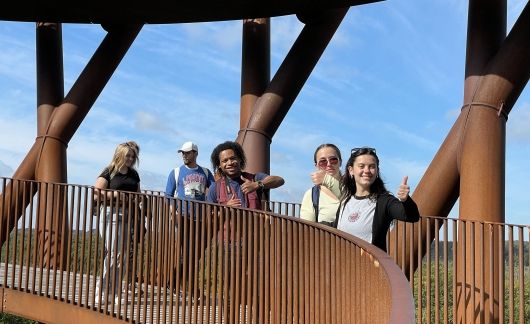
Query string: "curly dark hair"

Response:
xmin=340 ymin=147 xmax=389 ymax=208
xmin=210 ymin=141 xmax=247 ymax=175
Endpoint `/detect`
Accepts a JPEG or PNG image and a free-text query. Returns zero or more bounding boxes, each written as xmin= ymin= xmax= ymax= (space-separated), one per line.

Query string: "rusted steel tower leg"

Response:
xmin=34 ymin=22 xmax=69 ymax=269
xmin=238 ymin=18 xmax=270 ymax=175
xmin=458 ymin=1 xmax=529 ymax=322
xmin=0 ymin=24 xmax=143 ymax=248
xmin=238 ymin=8 xmax=348 ymax=175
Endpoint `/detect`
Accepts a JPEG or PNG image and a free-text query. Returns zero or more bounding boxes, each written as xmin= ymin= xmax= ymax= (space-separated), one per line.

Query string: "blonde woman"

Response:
xmin=94 ymin=141 xmax=141 ymax=304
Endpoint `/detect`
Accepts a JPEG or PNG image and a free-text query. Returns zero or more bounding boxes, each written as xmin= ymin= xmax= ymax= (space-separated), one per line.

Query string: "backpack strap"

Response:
xmin=311 ymin=185 xmax=320 ymax=223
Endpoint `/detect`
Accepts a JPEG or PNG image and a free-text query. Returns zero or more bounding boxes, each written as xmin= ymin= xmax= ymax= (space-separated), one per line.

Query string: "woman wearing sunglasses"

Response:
xmin=320 ymin=147 xmax=420 ymax=252
xmin=300 ymin=143 xmax=342 ymax=226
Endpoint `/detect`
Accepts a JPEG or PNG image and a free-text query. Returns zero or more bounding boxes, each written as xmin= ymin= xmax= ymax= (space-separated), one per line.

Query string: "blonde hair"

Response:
xmin=108 ymin=141 xmax=140 ymax=179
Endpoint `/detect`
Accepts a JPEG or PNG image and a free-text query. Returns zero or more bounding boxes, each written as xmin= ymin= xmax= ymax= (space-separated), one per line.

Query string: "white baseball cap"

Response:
xmin=178 ymin=141 xmax=198 ymax=153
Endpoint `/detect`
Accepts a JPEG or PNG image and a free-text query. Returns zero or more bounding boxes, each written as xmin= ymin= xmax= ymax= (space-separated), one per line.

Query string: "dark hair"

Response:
xmin=210 ymin=141 xmax=247 ymax=174
xmin=340 ymin=147 xmax=388 ymax=206
xmin=313 ymin=143 xmax=342 ymax=164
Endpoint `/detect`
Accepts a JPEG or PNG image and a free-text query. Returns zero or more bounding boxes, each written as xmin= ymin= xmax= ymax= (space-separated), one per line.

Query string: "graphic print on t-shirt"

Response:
xmin=348 ymin=212 xmax=360 ymax=222
xmin=182 ymin=172 xmax=206 ymax=199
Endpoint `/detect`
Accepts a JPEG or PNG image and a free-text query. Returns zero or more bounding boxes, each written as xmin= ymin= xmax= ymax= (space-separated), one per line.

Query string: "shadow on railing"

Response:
xmin=0 ymin=178 xmax=414 ymax=323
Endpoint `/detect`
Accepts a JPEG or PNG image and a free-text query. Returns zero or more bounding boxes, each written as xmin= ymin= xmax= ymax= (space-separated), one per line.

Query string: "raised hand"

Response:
xmin=226 ymin=192 xmax=242 ymax=207
xmin=311 ymin=169 xmax=326 ymax=185
xmin=240 ymin=175 xmax=258 ymax=194
xmin=396 ymin=176 xmax=410 ymax=202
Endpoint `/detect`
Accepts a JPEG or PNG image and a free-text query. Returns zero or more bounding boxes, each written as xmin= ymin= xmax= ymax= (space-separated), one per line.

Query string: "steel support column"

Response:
xmin=237 ymin=8 xmax=348 ymax=175
xmin=458 ymin=2 xmax=530 ymax=322
xmin=239 ymin=18 xmax=270 ymax=174
xmin=34 ymin=22 xmax=68 ymax=268
xmin=0 ymin=24 xmax=143 ymax=246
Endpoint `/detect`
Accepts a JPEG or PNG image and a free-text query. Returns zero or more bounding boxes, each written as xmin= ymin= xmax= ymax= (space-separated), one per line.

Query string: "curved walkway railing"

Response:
xmin=0 ymin=178 xmax=414 ymax=323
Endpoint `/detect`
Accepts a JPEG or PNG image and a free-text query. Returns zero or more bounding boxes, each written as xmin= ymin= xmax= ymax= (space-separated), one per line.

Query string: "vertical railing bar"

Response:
xmin=443 ymin=218 xmax=448 ymax=324
xmin=0 ymin=179 xmax=7 ymax=287
xmin=479 ymin=222 xmax=485 ymax=323
xmin=97 ymin=191 xmax=108 ymax=311
xmin=222 ymin=208 xmax=230 ymax=323
xmin=10 ymin=179 xmax=21 ymax=290
xmin=57 ymin=184 xmax=69 ymax=300
xmin=33 ymin=182 xmax=43 ymax=295
xmin=470 ymin=221 xmax=476 ymax=324
xmin=17 ymin=180 xmax=28 ymax=291
xmin=303 ymin=225 xmax=310 ymax=324
xmin=209 ymin=204 xmax=218 ymax=324
xmin=508 ymin=226 xmax=514 ymax=324
xmin=234 ymin=208 xmax=243 ymax=324
xmin=275 ymin=217 xmax=281 ymax=324
xmin=417 ymin=216 xmax=423 ymax=324
xmin=330 ymin=233 xmax=337 ymax=324
xmin=452 ymin=219 xmax=457 ymax=324
xmin=462 ymin=221 xmax=467 ymax=324
xmin=78 ymin=186 xmax=90 ymax=306
xmin=263 ymin=212 xmax=270 ymax=324
xmin=160 ymin=197 xmax=169 ymax=324
xmin=426 ymin=217 xmax=431 ymax=324
xmin=434 ymin=218 xmax=440 ymax=324
xmin=152 ymin=196 xmax=162 ymax=324
xmin=292 ymin=220 xmax=299 ymax=324
xmin=136 ymin=196 xmax=148 ymax=324
xmin=230 ymin=208 xmax=239 ymax=324
xmin=203 ymin=203 xmax=212 ymax=324
xmin=498 ymin=224 xmax=505 ymax=323
xmin=488 ymin=223 xmax=494 ymax=323
xmin=50 ymin=184 xmax=61 ymax=299
xmin=242 ymin=209 xmax=250 ymax=323
xmin=63 ymin=185 xmax=75 ymax=303
xmin=517 ymin=226 xmax=524 ymax=324
xmin=149 ymin=196 xmax=158 ymax=324
xmin=25 ymin=181 xmax=35 ymax=293
xmin=44 ymin=183 xmax=54 ymax=297
xmin=280 ymin=219 xmax=287 ymax=324
xmin=252 ymin=209 xmax=265 ymax=323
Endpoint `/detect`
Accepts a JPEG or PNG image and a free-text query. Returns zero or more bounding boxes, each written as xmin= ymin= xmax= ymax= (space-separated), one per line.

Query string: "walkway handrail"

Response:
xmin=0 ymin=177 xmax=414 ymax=323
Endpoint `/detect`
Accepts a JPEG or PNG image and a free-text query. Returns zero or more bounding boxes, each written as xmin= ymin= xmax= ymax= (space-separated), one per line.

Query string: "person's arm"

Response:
xmin=300 ymin=189 xmax=316 ymax=221
xmin=386 ymin=194 xmax=420 ymax=222
xmin=164 ymin=170 xmax=176 ymax=197
xmin=260 ymin=175 xmax=284 ymax=189
xmin=321 ymin=173 xmax=341 ymax=198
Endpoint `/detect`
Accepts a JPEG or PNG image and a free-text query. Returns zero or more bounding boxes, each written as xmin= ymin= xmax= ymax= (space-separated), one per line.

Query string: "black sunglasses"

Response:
xmin=351 ymin=147 xmax=377 ymax=155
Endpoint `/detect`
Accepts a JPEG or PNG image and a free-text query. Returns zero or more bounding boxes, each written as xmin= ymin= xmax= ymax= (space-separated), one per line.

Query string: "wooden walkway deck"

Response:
xmin=0 ymin=263 xmax=232 ymax=323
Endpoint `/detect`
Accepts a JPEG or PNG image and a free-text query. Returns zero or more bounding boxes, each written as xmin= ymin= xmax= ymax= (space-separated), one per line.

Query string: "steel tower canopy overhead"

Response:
xmin=0 ymin=0 xmax=382 ymax=23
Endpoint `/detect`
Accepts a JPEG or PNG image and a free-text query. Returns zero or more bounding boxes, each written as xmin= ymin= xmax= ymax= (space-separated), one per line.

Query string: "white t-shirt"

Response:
xmin=337 ymin=197 xmax=376 ymax=244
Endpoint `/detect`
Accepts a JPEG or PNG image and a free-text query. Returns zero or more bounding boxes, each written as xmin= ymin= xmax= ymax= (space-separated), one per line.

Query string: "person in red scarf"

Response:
xmin=206 ymin=141 xmax=284 ymax=209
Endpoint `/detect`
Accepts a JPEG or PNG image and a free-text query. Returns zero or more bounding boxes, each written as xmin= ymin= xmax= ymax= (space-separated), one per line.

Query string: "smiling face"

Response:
xmin=348 ymin=154 xmax=378 ymax=193
xmin=315 ymin=146 xmax=341 ymax=178
xmin=219 ymin=149 xmax=242 ymax=178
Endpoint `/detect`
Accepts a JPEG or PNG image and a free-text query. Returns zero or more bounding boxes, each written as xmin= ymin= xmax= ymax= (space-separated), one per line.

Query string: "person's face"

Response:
xmin=219 ymin=149 xmax=241 ymax=178
xmin=315 ymin=147 xmax=341 ymax=177
xmin=124 ymin=149 xmax=136 ymax=168
xmin=348 ymin=154 xmax=378 ymax=190
xmin=181 ymin=150 xmax=197 ymax=166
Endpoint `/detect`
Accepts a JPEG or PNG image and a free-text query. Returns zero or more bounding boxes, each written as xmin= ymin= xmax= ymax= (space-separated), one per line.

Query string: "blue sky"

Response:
xmin=0 ymin=0 xmax=529 ymax=225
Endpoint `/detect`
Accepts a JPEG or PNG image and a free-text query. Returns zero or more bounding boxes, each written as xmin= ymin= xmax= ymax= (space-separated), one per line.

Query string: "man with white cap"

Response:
xmin=164 ymin=141 xmax=215 ymax=201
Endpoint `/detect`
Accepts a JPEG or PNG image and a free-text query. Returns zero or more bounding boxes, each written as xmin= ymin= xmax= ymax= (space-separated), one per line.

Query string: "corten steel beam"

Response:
xmin=239 ymin=18 xmax=270 ymax=174
xmin=238 ymin=8 xmax=348 ymax=175
xmin=35 ymin=22 xmax=69 ymax=268
xmin=0 ymin=0 xmax=382 ymax=24
xmin=458 ymin=2 xmax=530 ymax=322
xmin=390 ymin=0 xmax=507 ymax=278
xmin=0 ymin=24 xmax=143 ymax=247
